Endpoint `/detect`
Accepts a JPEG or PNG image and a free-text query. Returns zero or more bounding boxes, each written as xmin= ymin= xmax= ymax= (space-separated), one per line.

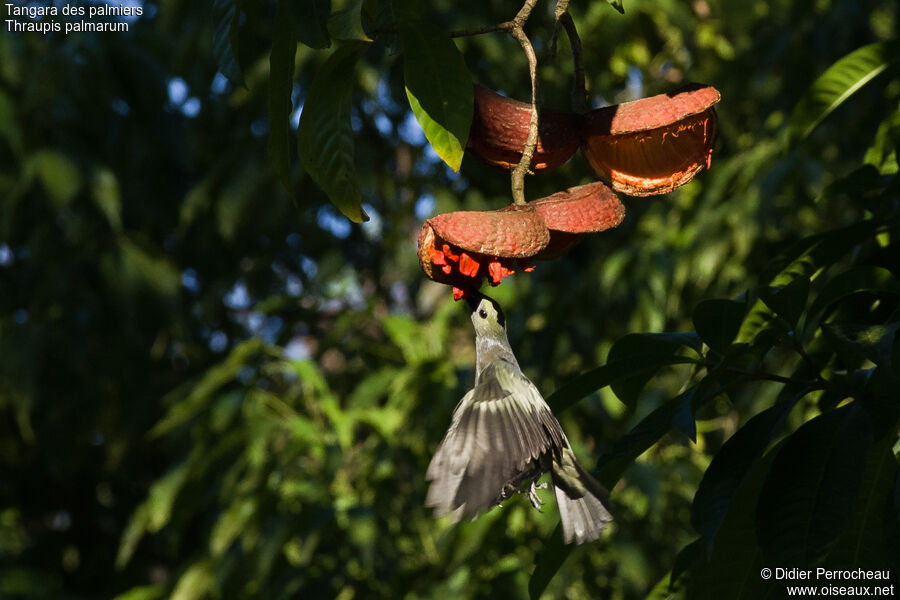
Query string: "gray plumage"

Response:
xmin=426 ymin=293 xmax=612 ymax=544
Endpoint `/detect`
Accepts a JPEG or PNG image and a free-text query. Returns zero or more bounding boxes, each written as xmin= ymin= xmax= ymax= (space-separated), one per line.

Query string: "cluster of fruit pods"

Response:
xmin=417 ymin=82 xmax=721 ymax=298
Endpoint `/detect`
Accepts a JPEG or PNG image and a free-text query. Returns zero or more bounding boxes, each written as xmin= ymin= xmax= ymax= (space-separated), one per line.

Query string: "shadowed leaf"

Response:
xmin=297 ymin=42 xmax=370 ymax=222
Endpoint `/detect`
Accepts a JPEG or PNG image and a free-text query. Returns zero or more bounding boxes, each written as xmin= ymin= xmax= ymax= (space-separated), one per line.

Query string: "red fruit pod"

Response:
xmin=417 ymin=205 xmax=550 ymax=294
xmin=530 ymin=181 xmax=625 ymax=233
xmin=467 ymin=84 xmax=581 ymax=172
xmin=581 ymin=83 xmax=720 ymax=196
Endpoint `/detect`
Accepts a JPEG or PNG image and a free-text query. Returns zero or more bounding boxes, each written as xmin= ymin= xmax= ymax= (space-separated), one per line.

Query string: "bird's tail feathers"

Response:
xmin=551 ymin=448 xmax=613 ymax=544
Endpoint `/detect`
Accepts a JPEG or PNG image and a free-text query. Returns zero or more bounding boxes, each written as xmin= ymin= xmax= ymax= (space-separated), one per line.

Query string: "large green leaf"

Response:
xmin=693 ymin=298 xmax=747 ymax=355
xmin=328 ymin=0 xmax=372 ymax=42
xmin=547 ymin=354 xmax=698 ymax=414
xmin=806 ymin=266 xmax=900 ymax=324
xmin=691 ymin=398 xmax=798 ymax=554
xmin=212 ymin=0 xmax=245 ymax=87
xmin=822 ymin=433 xmax=899 ymax=570
xmin=790 ymin=40 xmax=900 ymax=142
xmin=400 ymin=21 xmax=473 ymax=172
xmin=686 ymin=443 xmax=781 ymax=600
xmin=269 ymin=0 xmax=297 ymax=195
xmin=822 ymin=321 xmax=900 ymax=370
xmin=759 ymin=276 xmax=810 ymax=331
xmin=607 ymin=333 xmax=703 ymax=409
xmin=760 ymin=220 xmax=888 ymax=285
xmin=756 ymin=403 xmax=874 ymax=566
xmin=297 ymin=42 xmax=370 ymax=222
xmin=293 ymin=0 xmax=331 ymax=49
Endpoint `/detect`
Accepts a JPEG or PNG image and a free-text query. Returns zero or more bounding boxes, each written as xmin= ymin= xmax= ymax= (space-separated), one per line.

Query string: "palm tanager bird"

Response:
xmin=426 ymin=293 xmax=612 ymax=544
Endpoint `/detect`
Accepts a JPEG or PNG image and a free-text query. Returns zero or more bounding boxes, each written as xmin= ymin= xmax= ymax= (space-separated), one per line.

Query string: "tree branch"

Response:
xmin=508 ymin=0 xmax=541 ymax=205
xmin=558 ymin=12 xmax=589 ymax=113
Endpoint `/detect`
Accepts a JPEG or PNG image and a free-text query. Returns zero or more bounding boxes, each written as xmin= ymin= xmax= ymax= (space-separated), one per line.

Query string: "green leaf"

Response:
xmin=823 ymin=433 xmax=899 ymax=570
xmin=400 ymin=21 xmax=473 ymax=172
xmin=269 ymin=0 xmax=297 ymax=195
xmin=297 ymin=41 xmax=370 ymax=222
xmin=528 ymin=528 xmax=572 ymax=600
xmin=790 ymin=40 xmax=900 ymax=143
xmin=293 ymin=0 xmax=331 ymax=49
xmin=328 ymin=0 xmax=372 ymax=42
xmin=756 ymin=403 xmax=874 ymax=566
xmin=691 ymin=398 xmax=798 ymax=555
xmin=759 ymin=276 xmax=810 ymax=330
xmin=212 ymin=0 xmax=245 ymax=87
xmin=91 ymin=168 xmax=122 ymax=233
xmin=760 ymin=220 xmax=886 ymax=285
xmin=170 ymin=561 xmax=215 ymax=600
xmin=863 ymin=100 xmax=900 ymax=175
xmin=687 ymin=442 xmax=781 ymax=600
xmin=645 ymin=538 xmax=703 ymax=600
xmin=33 ymin=150 xmax=81 ymax=207
xmin=607 ymin=333 xmax=703 ymax=408
xmin=822 ymin=321 xmax=900 ymax=370
xmin=606 ymin=0 xmax=625 ymax=14
xmin=111 ymin=585 xmax=165 ymax=600
xmin=210 ymin=497 xmax=256 ymax=557
xmin=807 ymin=266 xmax=900 ymax=324
xmin=693 ymin=298 xmax=747 ymax=354
xmin=547 ymin=355 xmax=698 ymax=414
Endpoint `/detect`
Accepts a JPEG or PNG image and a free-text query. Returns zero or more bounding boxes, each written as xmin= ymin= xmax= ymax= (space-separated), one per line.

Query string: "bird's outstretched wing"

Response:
xmin=426 ymin=359 xmax=566 ymax=520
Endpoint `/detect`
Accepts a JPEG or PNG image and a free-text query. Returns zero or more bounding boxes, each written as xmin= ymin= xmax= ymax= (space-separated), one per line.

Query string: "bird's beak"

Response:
xmin=464 ymin=292 xmax=481 ymax=311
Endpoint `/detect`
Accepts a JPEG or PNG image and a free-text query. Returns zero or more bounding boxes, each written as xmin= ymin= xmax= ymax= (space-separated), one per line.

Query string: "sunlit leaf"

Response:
xmin=790 ymin=40 xmax=900 ymax=142
xmin=293 ymin=0 xmax=331 ymax=49
xmin=606 ymin=0 xmax=625 ymax=14
xmin=170 ymin=561 xmax=215 ymax=600
xmin=212 ymin=0 xmax=244 ymax=86
xmin=756 ymin=403 xmax=874 ymax=566
xmin=297 ymin=41 xmax=370 ymax=222
xmin=111 ymin=585 xmax=165 ymax=600
xmin=269 ymin=0 xmax=296 ymax=195
xmin=822 ymin=321 xmax=900 ymax=370
xmin=400 ymin=21 xmax=472 ymax=171
xmin=863 ymin=101 xmax=900 ymax=174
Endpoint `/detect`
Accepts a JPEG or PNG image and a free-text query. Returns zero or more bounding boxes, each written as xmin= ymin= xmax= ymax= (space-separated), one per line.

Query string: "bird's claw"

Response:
xmin=528 ymin=480 xmax=547 ymax=511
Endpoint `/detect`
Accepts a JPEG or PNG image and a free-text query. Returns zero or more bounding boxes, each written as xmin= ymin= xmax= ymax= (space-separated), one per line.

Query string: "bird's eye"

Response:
xmin=478 ymin=308 xmax=488 ymax=319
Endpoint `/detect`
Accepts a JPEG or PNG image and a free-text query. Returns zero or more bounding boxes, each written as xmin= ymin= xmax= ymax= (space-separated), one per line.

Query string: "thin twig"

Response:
xmin=554 ymin=0 xmax=571 ymax=20
xmin=449 ymin=22 xmax=515 ymax=37
xmin=508 ymin=0 xmax=541 ymax=205
xmin=559 ymin=12 xmax=589 ymax=113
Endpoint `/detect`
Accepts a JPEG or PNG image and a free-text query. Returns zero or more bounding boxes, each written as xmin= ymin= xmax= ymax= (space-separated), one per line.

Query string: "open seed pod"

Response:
xmin=506 ymin=181 xmax=626 ymax=259
xmin=417 ymin=183 xmax=626 ymax=298
xmin=467 ymin=84 xmax=581 ymax=172
xmin=418 ymin=205 xmax=549 ymax=298
xmin=581 ymin=83 xmax=721 ymax=196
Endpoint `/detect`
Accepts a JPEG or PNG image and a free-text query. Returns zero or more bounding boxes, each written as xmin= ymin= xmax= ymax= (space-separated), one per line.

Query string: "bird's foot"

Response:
xmin=528 ymin=480 xmax=547 ymax=511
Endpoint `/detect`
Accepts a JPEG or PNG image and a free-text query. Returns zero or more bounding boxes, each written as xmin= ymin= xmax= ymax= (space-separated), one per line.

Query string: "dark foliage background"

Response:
xmin=0 ymin=0 xmax=898 ymax=599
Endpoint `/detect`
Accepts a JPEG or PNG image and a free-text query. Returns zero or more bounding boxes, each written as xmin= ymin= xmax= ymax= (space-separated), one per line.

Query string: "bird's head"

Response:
xmin=466 ymin=292 xmax=507 ymax=339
